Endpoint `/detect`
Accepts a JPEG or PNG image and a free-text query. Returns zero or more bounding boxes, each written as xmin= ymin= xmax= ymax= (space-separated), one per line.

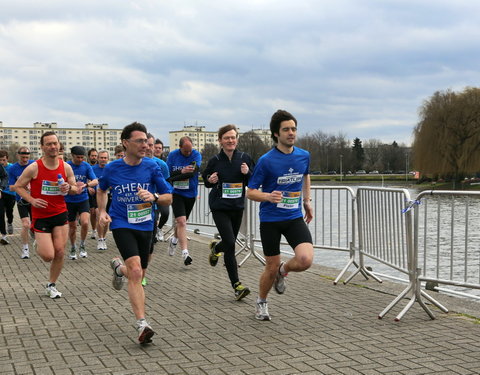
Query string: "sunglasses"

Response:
xmin=18 ymin=152 xmax=31 ymax=155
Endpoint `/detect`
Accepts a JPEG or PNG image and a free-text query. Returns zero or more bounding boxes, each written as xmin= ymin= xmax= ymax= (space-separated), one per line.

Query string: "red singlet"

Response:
xmin=30 ymin=159 xmax=68 ymax=219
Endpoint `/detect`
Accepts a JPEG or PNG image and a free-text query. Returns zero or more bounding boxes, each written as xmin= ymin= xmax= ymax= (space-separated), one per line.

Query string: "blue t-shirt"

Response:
xmin=2 ymin=163 xmax=15 ymax=196
xmin=65 ymin=161 xmax=97 ymax=203
xmin=167 ymin=149 xmax=202 ymax=198
xmin=7 ymin=161 xmax=35 ymax=201
xmin=99 ymin=157 xmax=172 ymax=231
xmin=248 ymin=147 xmax=310 ymax=222
xmin=151 ymin=157 xmax=170 ymax=179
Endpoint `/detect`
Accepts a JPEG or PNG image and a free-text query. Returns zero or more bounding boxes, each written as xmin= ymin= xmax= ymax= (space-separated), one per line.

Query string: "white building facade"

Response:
xmin=0 ymin=121 xmax=122 ymax=159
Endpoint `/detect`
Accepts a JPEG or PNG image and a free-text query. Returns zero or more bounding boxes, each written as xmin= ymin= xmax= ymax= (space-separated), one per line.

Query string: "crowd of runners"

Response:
xmin=0 ymin=109 xmax=314 ymax=344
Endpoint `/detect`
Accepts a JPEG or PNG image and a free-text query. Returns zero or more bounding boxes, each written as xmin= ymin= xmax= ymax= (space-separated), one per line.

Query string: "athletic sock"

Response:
xmin=257 ymin=297 xmax=267 ymax=303
xmin=279 ymin=263 xmax=287 ymax=276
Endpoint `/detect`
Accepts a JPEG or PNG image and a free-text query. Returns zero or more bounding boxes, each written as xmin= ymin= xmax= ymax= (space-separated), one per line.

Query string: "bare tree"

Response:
xmin=237 ymin=131 xmax=270 ymax=162
xmin=200 ymin=143 xmax=219 ymax=170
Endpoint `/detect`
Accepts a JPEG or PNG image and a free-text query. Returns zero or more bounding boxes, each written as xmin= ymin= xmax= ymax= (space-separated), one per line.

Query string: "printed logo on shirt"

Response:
xmin=277 ymin=173 xmax=303 ymax=185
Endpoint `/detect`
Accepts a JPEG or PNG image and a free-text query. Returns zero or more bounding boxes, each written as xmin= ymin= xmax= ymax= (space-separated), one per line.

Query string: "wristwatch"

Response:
xmin=153 ymin=193 xmax=160 ymax=203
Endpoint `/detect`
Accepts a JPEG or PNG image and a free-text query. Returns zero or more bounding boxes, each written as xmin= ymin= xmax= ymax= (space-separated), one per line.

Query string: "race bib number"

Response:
xmin=127 ymin=203 xmax=153 ymax=224
xmin=222 ymin=182 xmax=243 ymax=199
xmin=41 ymin=180 xmax=62 ymax=195
xmin=277 ymin=191 xmax=301 ymax=209
xmin=173 ymin=180 xmax=189 ymax=190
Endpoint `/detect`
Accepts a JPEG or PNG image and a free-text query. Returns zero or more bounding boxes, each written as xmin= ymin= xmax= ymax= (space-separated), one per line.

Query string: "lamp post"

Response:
xmin=340 ymin=154 xmax=343 ymax=182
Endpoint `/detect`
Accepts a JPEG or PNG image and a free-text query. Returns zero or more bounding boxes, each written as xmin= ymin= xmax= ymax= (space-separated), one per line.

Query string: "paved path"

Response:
xmin=0 ymin=220 xmax=479 ymax=375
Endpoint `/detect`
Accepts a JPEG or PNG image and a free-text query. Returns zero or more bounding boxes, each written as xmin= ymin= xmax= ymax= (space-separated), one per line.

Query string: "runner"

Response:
xmin=0 ymin=150 xmax=14 ymax=245
xmin=166 ymin=136 xmax=202 ymax=265
xmin=14 ymin=131 xmax=78 ymax=298
xmin=97 ymin=122 xmax=172 ymax=344
xmin=65 ymin=146 xmax=98 ymax=259
xmin=247 ymin=110 xmax=314 ymax=321
xmin=92 ymin=150 xmax=109 ymax=251
xmin=8 ymin=147 xmax=35 ymax=258
xmin=202 ymin=124 xmax=254 ymax=300
xmin=142 ymin=133 xmax=170 ymax=286
xmin=87 ymin=148 xmax=98 ymax=240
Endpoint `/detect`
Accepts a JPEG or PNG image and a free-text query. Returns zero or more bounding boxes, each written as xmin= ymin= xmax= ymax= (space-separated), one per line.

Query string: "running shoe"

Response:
xmin=110 ymin=257 xmax=124 ymax=290
xmin=255 ymin=300 xmax=271 ymax=321
xmin=0 ymin=236 xmax=9 ymax=245
xmin=274 ymin=261 xmax=288 ymax=294
xmin=97 ymin=239 xmax=104 ymax=251
xmin=168 ymin=238 xmax=176 ymax=256
xmin=7 ymin=223 xmax=13 ymax=235
xmin=141 ymin=277 xmax=147 ymax=286
xmin=90 ymin=229 xmax=97 ymax=239
xmin=21 ymin=248 xmax=30 ymax=259
xmin=234 ymin=282 xmax=250 ymax=301
xmin=183 ymin=252 xmax=192 ymax=266
xmin=69 ymin=246 xmax=77 ymax=260
xmin=208 ymin=240 xmax=221 ymax=267
xmin=45 ymin=283 xmax=62 ymax=299
xmin=136 ymin=319 xmax=155 ymax=344
xmin=79 ymin=244 xmax=88 ymax=258
xmin=156 ymin=231 xmax=164 ymax=242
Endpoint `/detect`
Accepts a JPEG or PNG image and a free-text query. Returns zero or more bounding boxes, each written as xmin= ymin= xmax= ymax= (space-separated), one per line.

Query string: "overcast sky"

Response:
xmin=1 ymin=0 xmax=479 ymax=146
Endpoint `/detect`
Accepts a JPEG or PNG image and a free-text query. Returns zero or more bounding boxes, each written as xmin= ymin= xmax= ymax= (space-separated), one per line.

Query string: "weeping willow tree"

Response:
xmin=412 ymin=87 xmax=480 ymax=181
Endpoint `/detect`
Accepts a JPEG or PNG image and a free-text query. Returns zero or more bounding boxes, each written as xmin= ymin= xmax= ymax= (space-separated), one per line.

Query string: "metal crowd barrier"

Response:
xmin=414 ymin=190 xmax=480 ymax=301
xmin=173 ymin=183 xmax=480 ymax=321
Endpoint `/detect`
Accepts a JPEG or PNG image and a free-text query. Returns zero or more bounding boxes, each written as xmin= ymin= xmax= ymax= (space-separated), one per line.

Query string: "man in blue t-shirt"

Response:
xmin=66 ymin=146 xmax=98 ymax=260
xmin=98 ymin=122 xmax=172 ymax=345
xmin=166 ymin=136 xmax=202 ymax=265
xmin=91 ymin=150 xmax=109 ymax=251
xmin=7 ymin=147 xmax=35 ymax=258
xmin=247 ymin=110 xmax=314 ymax=322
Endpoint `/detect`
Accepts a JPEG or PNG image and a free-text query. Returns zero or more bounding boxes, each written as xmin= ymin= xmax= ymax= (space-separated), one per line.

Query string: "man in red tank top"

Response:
xmin=14 ymin=131 xmax=78 ymax=299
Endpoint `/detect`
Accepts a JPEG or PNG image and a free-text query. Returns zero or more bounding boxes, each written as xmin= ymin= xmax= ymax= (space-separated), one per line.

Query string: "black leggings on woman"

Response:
xmin=212 ymin=209 xmax=244 ymax=287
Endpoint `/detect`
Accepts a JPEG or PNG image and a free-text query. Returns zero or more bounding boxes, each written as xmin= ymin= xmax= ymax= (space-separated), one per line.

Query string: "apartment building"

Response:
xmin=169 ymin=125 xmax=272 ymax=151
xmin=0 ymin=121 xmax=122 ymax=159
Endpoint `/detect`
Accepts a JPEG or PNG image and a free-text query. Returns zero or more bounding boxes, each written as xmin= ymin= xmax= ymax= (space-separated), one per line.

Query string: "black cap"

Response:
xmin=71 ymin=146 xmax=86 ymax=156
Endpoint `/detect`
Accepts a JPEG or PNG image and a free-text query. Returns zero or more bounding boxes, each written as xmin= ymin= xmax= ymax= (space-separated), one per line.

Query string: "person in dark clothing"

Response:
xmin=202 ymin=124 xmax=254 ymax=300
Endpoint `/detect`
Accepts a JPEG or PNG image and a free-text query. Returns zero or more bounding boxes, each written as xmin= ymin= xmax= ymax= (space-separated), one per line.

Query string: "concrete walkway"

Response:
xmin=0 ymin=220 xmax=479 ymax=375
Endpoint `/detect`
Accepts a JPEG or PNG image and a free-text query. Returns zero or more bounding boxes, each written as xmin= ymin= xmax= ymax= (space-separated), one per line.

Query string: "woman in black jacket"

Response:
xmin=202 ymin=124 xmax=254 ymax=300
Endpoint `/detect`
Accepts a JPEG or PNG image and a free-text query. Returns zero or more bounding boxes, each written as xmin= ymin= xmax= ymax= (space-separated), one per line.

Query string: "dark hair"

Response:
xmin=218 ymin=124 xmax=238 ymax=140
xmin=120 ymin=122 xmax=147 ymax=141
xmin=71 ymin=146 xmax=86 ymax=156
xmin=147 ymin=133 xmax=155 ymax=140
xmin=179 ymin=136 xmax=193 ymax=147
xmin=269 ymin=109 xmax=297 ymax=143
xmin=40 ymin=131 xmax=58 ymax=145
xmin=88 ymin=148 xmax=97 ymax=157
xmin=114 ymin=145 xmax=124 ymax=155
xmin=0 ymin=150 xmax=8 ymax=158
xmin=59 ymin=142 xmax=65 ymax=152
xmin=155 ymin=139 xmax=164 ymax=146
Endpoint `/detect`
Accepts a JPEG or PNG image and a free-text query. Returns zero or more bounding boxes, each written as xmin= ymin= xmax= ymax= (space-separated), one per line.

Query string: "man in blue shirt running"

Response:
xmin=98 ymin=122 xmax=172 ymax=345
xmin=66 ymin=146 xmax=98 ymax=260
xmin=247 ymin=110 xmax=314 ymax=321
xmin=166 ymin=136 xmax=202 ymax=265
xmin=8 ymin=147 xmax=35 ymax=258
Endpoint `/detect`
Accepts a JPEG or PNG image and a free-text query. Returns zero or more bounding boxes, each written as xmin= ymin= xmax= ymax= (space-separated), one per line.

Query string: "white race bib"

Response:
xmin=277 ymin=191 xmax=301 ymax=209
xmin=222 ymin=182 xmax=243 ymax=199
xmin=173 ymin=180 xmax=189 ymax=190
xmin=127 ymin=203 xmax=153 ymax=224
xmin=41 ymin=180 xmax=62 ymax=196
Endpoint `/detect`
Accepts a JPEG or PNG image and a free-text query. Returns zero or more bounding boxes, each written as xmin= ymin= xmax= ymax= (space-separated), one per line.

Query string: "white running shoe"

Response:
xmin=69 ymin=246 xmax=77 ymax=260
xmin=90 ymin=229 xmax=97 ymax=239
xmin=110 ymin=257 xmax=124 ymax=290
xmin=97 ymin=238 xmax=105 ymax=251
xmin=21 ymin=248 xmax=30 ymax=259
xmin=255 ymin=301 xmax=271 ymax=321
xmin=168 ymin=238 xmax=176 ymax=256
xmin=136 ymin=320 xmax=155 ymax=344
xmin=46 ymin=283 xmax=62 ymax=299
xmin=79 ymin=244 xmax=88 ymax=258
xmin=274 ymin=261 xmax=288 ymax=294
xmin=156 ymin=231 xmax=164 ymax=242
